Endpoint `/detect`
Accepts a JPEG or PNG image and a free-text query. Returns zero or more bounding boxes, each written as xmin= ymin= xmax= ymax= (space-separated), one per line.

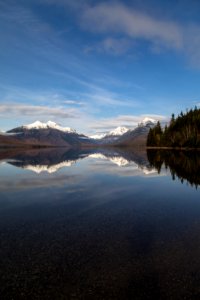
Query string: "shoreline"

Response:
xmin=146 ymin=146 xmax=200 ymax=151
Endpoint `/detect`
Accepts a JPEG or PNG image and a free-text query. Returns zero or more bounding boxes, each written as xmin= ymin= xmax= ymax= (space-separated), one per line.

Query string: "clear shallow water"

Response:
xmin=0 ymin=148 xmax=200 ymax=299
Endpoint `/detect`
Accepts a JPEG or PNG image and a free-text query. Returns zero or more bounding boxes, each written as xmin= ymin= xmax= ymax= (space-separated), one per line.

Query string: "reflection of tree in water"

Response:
xmin=147 ymin=150 xmax=200 ymax=188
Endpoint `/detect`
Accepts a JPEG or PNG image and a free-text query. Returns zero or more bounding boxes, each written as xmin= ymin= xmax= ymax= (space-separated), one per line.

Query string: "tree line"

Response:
xmin=147 ymin=107 xmax=200 ymax=148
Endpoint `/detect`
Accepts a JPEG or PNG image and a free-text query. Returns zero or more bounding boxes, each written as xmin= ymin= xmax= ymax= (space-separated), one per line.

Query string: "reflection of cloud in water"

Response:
xmin=0 ymin=174 xmax=84 ymax=192
xmin=87 ymin=161 xmax=162 ymax=178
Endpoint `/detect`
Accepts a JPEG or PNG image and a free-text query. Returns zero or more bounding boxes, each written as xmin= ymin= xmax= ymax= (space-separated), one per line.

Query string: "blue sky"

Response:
xmin=1 ymin=0 xmax=200 ymax=134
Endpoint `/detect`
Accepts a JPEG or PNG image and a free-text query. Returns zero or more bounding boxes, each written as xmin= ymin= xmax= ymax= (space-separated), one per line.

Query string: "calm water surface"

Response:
xmin=0 ymin=148 xmax=200 ymax=299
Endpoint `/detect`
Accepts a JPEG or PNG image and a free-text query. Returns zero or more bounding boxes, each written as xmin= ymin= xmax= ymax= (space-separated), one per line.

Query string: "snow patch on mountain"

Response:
xmin=108 ymin=126 xmax=129 ymax=136
xmin=24 ymin=121 xmax=76 ymax=133
xmin=109 ymin=156 xmax=129 ymax=166
xmin=90 ymin=133 xmax=106 ymax=140
xmin=142 ymin=117 xmax=156 ymax=124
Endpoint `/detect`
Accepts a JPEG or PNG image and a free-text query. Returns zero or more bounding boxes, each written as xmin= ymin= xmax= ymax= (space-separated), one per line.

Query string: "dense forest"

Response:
xmin=147 ymin=107 xmax=200 ymax=148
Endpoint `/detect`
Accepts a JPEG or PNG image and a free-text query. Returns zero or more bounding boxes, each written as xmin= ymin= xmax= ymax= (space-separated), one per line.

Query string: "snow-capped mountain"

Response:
xmin=5 ymin=121 xmax=94 ymax=148
xmin=90 ymin=120 xmax=157 ymax=140
xmin=113 ymin=120 xmax=155 ymax=147
xmin=89 ymin=119 xmax=156 ymax=146
xmin=90 ymin=126 xmax=129 ymax=139
xmin=23 ymin=120 xmax=76 ymax=133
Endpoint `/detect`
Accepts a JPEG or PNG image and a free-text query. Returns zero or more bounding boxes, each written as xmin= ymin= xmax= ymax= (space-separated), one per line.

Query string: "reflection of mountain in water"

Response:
xmin=87 ymin=151 xmax=157 ymax=175
xmin=19 ymin=160 xmax=76 ymax=174
xmin=0 ymin=148 xmax=156 ymax=175
xmin=1 ymin=148 xmax=82 ymax=174
xmin=147 ymin=150 xmax=200 ymax=188
xmin=88 ymin=153 xmax=130 ymax=166
xmin=8 ymin=148 xmax=200 ymax=183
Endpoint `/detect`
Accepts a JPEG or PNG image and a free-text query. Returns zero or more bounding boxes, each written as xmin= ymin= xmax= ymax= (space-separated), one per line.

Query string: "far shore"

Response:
xmin=1 ymin=144 xmax=200 ymax=151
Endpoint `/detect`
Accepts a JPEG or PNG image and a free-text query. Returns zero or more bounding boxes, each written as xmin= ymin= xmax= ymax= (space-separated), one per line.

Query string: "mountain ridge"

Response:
xmin=0 ymin=118 xmax=156 ymax=148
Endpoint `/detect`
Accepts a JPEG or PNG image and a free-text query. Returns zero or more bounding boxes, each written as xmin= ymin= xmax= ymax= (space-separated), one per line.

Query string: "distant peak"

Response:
xmin=142 ymin=117 xmax=156 ymax=124
xmin=89 ymin=126 xmax=129 ymax=140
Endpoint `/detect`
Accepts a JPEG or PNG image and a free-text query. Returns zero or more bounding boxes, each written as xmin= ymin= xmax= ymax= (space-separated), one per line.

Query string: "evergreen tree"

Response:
xmin=146 ymin=107 xmax=200 ymax=148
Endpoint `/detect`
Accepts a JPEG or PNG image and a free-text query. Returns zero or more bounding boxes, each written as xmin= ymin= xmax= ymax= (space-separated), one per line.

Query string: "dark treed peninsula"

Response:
xmin=147 ymin=107 xmax=200 ymax=148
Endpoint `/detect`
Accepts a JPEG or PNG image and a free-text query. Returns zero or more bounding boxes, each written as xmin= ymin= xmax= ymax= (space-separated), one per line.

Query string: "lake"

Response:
xmin=0 ymin=148 xmax=200 ymax=299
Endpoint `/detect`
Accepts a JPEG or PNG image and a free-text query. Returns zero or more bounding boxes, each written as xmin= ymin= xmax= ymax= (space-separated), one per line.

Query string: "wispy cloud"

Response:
xmin=85 ymin=37 xmax=135 ymax=56
xmin=0 ymin=103 xmax=78 ymax=119
xmin=184 ymin=25 xmax=200 ymax=67
xmin=0 ymin=83 xmax=139 ymax=112
xmin=0 ymin=85 xmax=87 ymax=107
xmin=71 ymin=1 xmax=200 ymax=66
xmin=35 ymin=0 xmax=183 ymax=53
xmin=81 ymin=2 xmax=183 ymax=51
xmin=62 ymin=100 xmax=85 ymax=106
xmin=82 ymin=92 xmax=140 ymax=108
